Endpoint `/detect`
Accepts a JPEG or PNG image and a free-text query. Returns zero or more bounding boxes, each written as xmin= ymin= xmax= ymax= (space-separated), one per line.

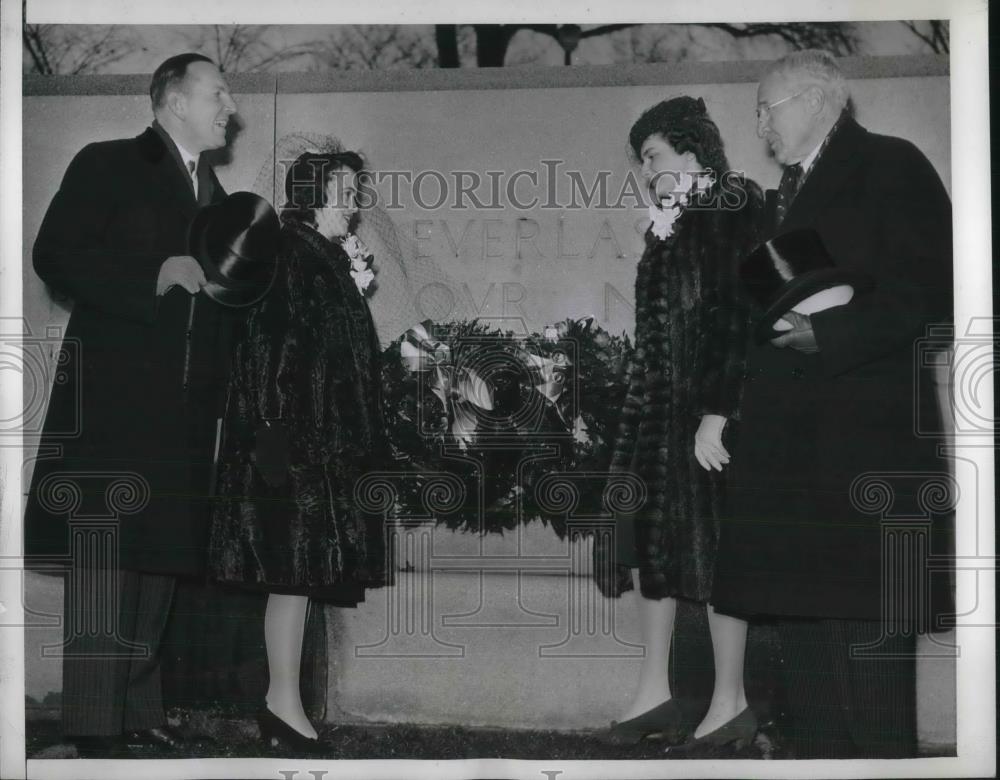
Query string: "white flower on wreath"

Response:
xmin=340 ymin=232 xmax=376 ymax=295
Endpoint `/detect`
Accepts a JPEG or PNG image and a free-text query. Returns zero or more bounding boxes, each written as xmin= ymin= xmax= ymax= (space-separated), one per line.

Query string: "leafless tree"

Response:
xmin=22 ymin=1 xmax=141 ymax=75
xmin=501 ymin=30 xmax=553 ymax=67
xmin=899 ymin=20 xmax=949 ymax=54
xmin=611 ymin=22 xmax=859 ymax=64
xmin=697 ymin=22 xmax=858 ymax=55
xmin=611 ymin=25 xmax=699 ymax=64
xmin=435 ymin=24 xmax=638 ymax=67
xmin=181 ymin=25 xmax=315 ymax=72
xmin=435 ymin=22 xmax=859 ymax=68
xmin=315 ymin=25 xmax=438 ymax=70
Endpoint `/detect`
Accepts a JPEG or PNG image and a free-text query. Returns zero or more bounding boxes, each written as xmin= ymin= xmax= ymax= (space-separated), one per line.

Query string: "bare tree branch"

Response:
xmin=899 ymin=20 xmax=949 ymax=54
xmin=315 ymin=25 xmax=437 ymax=71
xmin=471 ymin=21 xmax=854 ymax=67
xmin=698 ymin=22 xmax=858 ymax=55
xmin=469 ymin=24 xmax=635 ymax=66
xmin=611 ymin=22 xmax=859 ymax=65
xmin=516 ymin=24 xmax=559 ymax=38
xmin=176 ymin=25 xmax=314 ymax=73
xmin=23 ymin=20 xmax=938 ymax=76
xmin=580 ymin=24 xmax=638 ymax=39
xmin=23 ymin=2 xmax=139 ymax=76
xmin=23 ymin=21 xmax=54 ymax=74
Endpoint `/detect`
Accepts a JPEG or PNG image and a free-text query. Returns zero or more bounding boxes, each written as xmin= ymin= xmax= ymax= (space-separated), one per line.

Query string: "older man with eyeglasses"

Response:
xmin=711 ymin=50 xmax=954 ymax=758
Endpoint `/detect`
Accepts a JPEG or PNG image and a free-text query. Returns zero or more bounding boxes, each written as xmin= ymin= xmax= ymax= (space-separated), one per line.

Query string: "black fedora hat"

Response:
xmin=189 ymin=191 xmax=280 ymax=307
xmin=741 ymin=228 xmax=873 ymax=342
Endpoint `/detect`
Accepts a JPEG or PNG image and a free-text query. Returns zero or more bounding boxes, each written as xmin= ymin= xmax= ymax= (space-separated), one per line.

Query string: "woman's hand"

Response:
xmin=694 ymin=414 xmax=730 ymax=472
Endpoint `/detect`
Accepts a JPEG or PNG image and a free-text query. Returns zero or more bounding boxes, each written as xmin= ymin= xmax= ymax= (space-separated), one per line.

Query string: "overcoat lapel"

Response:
xmin=136 ymin=126 xmax=200 ymax=219
xmin=781 ymin=116 xmax=867 ymax=230
xmin=197 ymin=161 xmax=214 ymax=206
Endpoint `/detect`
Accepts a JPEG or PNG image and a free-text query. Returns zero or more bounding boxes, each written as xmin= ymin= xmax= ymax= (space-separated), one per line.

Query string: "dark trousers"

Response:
xmin=61 ymin=569 xmax=175 ymax=736
xmin=777 ymin=617 xmax=917 ymax=758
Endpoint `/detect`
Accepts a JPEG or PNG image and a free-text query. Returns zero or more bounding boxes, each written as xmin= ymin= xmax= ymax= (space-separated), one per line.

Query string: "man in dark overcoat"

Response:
xmin=711 ymin=50 xmax=953 ymax=758
xmin=24 ymin=53 xmax=236 ymax=757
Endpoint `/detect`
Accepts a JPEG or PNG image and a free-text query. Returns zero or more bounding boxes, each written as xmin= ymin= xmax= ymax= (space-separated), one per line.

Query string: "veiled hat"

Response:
xmin=252 ymin=131 xmax=472 ymax=343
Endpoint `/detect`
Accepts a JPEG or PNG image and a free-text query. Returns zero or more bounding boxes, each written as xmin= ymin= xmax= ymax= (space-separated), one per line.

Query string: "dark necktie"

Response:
xmin=775 ymin=162 xmax=803 ymax=225
xmin=185 ymin=158 xmax=199 ymax=199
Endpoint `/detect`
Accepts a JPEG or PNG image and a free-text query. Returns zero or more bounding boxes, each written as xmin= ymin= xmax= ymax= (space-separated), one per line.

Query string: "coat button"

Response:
xmin=791 ymin=367 xmax=805 ymax=379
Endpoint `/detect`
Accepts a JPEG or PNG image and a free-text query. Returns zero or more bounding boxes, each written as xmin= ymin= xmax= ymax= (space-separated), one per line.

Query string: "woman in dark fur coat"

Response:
xmin=597 ymin=97 xmax=763 ymax=748
xmin=210 ymin=150 xmax=388 ymax=751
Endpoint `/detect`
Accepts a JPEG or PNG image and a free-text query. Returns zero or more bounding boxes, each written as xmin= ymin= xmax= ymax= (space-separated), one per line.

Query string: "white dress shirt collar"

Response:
xmin=172 ymin=138 xmax=199 ymax=173
xmin=800 ymin=136 xmax=825 ymax=175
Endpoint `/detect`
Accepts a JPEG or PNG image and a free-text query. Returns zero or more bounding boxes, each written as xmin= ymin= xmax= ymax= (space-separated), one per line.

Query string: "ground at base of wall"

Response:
xmin=25 ymin=707 xmax=955 ymax=761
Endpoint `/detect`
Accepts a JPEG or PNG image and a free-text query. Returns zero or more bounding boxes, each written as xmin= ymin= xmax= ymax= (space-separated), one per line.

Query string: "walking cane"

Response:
xmin=181 ymin=294 xmax=196 ymax=392
xmin=181 ymin=293 xmax=225 ymax=495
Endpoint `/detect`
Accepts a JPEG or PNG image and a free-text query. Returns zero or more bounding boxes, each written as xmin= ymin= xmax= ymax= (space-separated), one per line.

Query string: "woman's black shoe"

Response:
xmin=599 ymin=698 xmax=686 ymax=745
xmin=675 ymin=706 xmax=758 ymax=752
xmin=256 ymin=707 xmax=330 ymax=756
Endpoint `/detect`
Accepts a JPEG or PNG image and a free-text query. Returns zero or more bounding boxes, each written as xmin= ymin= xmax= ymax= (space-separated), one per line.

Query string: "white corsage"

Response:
xmin=647 ymin=171 xmax=717 ymax=241
xmin=648 ymin=201 xmax=682 ymax=240
xmin=341 ymin=233 xmax=376 ymax=295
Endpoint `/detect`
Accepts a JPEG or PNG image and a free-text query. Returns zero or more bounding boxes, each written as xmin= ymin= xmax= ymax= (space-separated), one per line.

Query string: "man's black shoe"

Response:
xmin=70 ymin=735 xmax=130 ymax=759
xmin=125 ymin=724 xmax=212 ymax=752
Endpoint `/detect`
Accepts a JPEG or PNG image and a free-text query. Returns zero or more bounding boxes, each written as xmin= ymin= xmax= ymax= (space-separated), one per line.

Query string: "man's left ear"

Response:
xmin=805 ymin=85 xmax=826 ymax=115
xmin=165 ymin=89 xmax=186 ymax=120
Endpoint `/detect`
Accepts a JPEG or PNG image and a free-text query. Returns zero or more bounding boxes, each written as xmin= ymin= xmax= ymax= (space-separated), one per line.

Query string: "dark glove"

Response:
xmin=253 ymin=421 xmax=290 ymax=488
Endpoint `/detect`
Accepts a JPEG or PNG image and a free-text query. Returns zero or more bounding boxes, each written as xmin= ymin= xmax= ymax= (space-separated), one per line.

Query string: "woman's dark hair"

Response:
xmin=628 ymin=96 xmax=730 ymax=174
xmin=281 ymin=150 xmax=366 ymax=224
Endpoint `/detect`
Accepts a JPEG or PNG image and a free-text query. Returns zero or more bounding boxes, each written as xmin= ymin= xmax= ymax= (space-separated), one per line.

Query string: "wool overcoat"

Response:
xmin=25 ymin=127 xmax=232 ymax=577
xmin=711 ymin=117 xmax=954 ymax=624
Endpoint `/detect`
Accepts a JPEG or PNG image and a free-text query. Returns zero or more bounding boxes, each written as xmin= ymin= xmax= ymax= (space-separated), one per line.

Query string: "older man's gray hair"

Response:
xmin=766 ymin=49 xmax=850 ymax=112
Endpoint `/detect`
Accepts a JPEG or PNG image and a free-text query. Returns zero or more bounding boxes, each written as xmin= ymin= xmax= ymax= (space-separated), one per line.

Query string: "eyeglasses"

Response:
xmin=756 ymin=88 xmax=809 ymax=123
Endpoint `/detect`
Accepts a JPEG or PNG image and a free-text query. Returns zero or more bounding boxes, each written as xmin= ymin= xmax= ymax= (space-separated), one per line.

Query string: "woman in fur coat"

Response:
xmin=210 ymin=150 xmax=388 ymax=752
xmin=597 ymin=96 xmax=763 ymax=748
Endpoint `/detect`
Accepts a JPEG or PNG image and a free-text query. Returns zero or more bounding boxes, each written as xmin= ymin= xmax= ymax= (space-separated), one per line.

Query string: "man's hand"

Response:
xmin=769 ymin=310 xmax=819 ymax=353
xmin=694 ymin=413 xmax=730 ymax=472
xmin=157 ymin=255 xmax=206 ymax=296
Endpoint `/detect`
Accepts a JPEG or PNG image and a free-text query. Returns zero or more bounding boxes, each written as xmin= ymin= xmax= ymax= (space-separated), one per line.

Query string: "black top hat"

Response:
xmin=741 ymin=228 xmax=873 ymax=343
xmin=189 ymin=191 xmax=281 ymax=307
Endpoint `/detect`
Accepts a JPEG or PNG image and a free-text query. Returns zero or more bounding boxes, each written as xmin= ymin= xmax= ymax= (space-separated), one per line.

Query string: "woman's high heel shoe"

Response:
xmin=680 ymin=706 xmax=757 ymax=751
xmin=599 ymin=698 xmax=686 ymax=746
xmin=257 ymin=707 xmax=329 ymax=756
